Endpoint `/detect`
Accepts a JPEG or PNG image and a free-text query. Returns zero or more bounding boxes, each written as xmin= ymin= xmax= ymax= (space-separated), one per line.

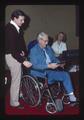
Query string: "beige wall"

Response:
xmin=5 ymin=5 xmax=79 ymax=49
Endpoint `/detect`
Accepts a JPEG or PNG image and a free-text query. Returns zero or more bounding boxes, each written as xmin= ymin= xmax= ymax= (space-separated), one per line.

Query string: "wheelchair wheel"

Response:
xmin=46 ymin=102 xmax=57 ymax=114
xmin=21 ymin=75 xmax=41 ymax=107
xmin=46 ymin=99 xmax=63 ymax=114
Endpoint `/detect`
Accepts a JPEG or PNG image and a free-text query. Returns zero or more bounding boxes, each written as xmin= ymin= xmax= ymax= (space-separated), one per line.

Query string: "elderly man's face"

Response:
xmin=39 ymin=36 xmax=49 ymax=48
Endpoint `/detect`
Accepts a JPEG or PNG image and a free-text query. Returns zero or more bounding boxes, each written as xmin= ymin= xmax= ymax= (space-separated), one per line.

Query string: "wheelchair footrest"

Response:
xmin=55 ymin=99 xmax=64 ymax=112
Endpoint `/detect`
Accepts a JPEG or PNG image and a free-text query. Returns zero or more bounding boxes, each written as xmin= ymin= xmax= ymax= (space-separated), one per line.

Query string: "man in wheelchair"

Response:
xmin=29 ymin=32 xmax=77 ymax=104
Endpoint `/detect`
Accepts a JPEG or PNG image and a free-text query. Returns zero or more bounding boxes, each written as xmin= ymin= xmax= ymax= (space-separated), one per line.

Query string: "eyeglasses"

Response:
xmin=42 ymin=39 xmax=49 ymax=43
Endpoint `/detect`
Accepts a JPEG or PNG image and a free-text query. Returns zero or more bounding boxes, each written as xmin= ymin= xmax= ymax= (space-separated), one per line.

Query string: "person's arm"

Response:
xmin=48 ymin=63 xmax=60 ymax=69
xmin=29 ymin=48 xmax=48 ymax=70
xmin=30 ymin=49 xmax=60 ymax=70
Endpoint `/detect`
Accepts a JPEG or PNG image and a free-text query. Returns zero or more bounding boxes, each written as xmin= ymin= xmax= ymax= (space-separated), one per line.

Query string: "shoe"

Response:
xmin=11 ymin=104 xmax=24 ymax=109
xmin=17 ymin=104 xmax=24 ymax=109
xmin=69 ymin=94 xmax=77 ymax=103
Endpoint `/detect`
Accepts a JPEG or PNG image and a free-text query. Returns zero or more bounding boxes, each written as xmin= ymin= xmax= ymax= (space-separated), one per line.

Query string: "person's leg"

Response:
xmin=5 ymin=54 xmax=21 ymax=106
xmin=47 ymin=70 xmax=76 ymax=102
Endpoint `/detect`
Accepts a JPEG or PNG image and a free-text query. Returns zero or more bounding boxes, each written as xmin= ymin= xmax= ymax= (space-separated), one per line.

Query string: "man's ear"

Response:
xmin=14 ymin=17 xmax=17 ymax=21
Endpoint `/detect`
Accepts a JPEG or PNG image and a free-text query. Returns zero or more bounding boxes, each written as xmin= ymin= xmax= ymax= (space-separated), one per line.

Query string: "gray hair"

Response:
xmin=37 ymin=32 xmax=48 ymax=41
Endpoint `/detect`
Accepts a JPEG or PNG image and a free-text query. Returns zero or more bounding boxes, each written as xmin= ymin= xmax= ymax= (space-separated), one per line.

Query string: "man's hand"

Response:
xmin=48 ymin=63 xmax=60 ymax=69
xmin=23 ymin=61 xmax=32 ymax=68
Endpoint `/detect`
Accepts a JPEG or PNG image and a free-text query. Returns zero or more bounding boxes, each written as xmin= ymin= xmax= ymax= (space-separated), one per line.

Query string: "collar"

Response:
xmin=10 ymin=20 xmax=20 ymax=33
xmin=37 ymin=43 xmax=48 ymax=50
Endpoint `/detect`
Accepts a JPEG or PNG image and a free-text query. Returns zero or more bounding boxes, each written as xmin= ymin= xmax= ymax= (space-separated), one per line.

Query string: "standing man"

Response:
xmin=5 ymin=9 xmax=32 ymax=109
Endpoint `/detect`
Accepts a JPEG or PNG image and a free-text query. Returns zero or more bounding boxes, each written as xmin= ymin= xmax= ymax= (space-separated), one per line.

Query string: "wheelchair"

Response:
xmin=20 ymin=74 xmax=70 ymax=114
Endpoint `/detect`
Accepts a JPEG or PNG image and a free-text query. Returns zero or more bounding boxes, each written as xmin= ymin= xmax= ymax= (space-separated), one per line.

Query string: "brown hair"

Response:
xmin=55 ymin=32 xmax=67 ymax=42
xmin=11 ymin=9 xmax=26 ymax=20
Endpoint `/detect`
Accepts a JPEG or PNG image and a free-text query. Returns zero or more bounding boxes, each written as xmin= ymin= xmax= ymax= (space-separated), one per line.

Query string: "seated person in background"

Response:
xmin=29 ymin=32 xmax=77 ymax=103
xmin=51 ymin=32 xmax=67 ymax=57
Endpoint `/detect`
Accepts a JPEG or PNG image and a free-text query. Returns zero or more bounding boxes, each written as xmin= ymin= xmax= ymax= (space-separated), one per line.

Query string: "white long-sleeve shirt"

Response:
xmin=51 ymin=41 xmax=67 ymax=57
